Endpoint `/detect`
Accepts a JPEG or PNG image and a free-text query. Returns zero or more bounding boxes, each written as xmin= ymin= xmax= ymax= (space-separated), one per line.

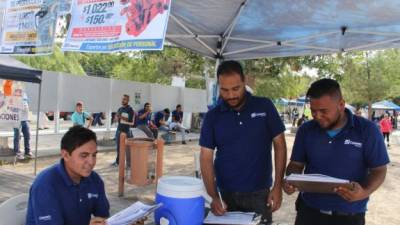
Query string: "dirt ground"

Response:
xmin=2 ymin=134 xmax=399 ymax=225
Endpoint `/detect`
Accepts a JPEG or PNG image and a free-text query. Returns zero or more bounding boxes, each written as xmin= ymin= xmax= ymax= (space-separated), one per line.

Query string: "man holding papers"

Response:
xmin=284 ymin=79 xmax=389 ymax=225
xmin=26 ymin=126 xmax=145 ymax=225
xmin=200 ymin=60 xmax=287 ymax=225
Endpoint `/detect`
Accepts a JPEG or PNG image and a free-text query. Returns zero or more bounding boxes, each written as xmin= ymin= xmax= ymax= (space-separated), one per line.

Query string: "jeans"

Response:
xmin=115 ymin=130 xmax=132 ymax=166
xmin=137 ymin=124 xmax=158 ymax=139
xmin=158 ymin=125 xmax=169 ymax=132
xmin=169 ymin=122 xmax=186 ymax=141
xmin=222 ymin=189 xmax=272 ymax=225
xmin=13 ymin=121 xmax=30 ymax=155
xmin=92 ymin=113 xmax=104 ymax=126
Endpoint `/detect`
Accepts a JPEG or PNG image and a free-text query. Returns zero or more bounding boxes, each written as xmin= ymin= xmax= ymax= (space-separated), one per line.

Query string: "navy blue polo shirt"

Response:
xmin=154 ymin=111 xmax=166 ymax=128
xmin=26 ymin=160 xmax=110 ymax=225
xmin=172 ymin=110 xmax=183 ymax=123
xmin=137 ymin=109 xmax=151 ymax=126
xmin=200 ymin=92 xmax=285 ymax=192
xmin=117 ymin=105 xmax=134 ymax=133
xmin=291 ymin=109 xmax=389 ymax=213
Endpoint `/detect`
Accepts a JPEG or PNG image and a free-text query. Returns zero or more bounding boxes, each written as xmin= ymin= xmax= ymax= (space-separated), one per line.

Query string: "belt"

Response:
xmin=298 ymin=196 xmax=364 ymax=217
xmin=319 ymin=209 xmax=362 ymax=216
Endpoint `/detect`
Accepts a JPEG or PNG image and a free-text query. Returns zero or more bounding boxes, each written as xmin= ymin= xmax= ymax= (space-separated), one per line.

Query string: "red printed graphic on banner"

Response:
xmin=120 ymin=0 xmax=170 ymax=36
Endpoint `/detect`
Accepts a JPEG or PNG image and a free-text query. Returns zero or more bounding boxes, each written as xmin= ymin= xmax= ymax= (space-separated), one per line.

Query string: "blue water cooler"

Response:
xmin=155 ymin=176 xmax=205 ymax=225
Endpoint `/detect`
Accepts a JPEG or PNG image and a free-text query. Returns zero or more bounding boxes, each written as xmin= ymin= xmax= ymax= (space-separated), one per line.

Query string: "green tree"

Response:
xmin=16 ymin=45 xmax=86 ymax=75
xmin=341 ymin=52 xmax=391 ymax=118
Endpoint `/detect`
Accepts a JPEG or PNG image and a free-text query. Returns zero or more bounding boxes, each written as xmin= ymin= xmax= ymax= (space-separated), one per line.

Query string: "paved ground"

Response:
xmin=1 ymin=127 xmax=400 ymax=225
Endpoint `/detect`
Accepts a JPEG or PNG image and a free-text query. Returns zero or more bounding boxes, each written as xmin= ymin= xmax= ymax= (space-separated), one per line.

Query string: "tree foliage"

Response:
xmin=13 ymin=42 xmax=400 ymax=105
xmin=16 ymin=45 xmax=86 ymax=75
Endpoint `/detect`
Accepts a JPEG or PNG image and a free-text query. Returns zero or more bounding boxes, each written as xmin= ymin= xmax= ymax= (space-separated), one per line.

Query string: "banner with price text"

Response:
xmin=62 ymin=0 xmax=171 ymax=52
xmin=1 ymin=0 xmax=58 ymax=54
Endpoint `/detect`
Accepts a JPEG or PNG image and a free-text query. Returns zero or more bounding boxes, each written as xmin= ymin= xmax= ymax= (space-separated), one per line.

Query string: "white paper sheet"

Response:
xmin=286 ymin=173 xmax=350 ymax=183
xmin=203 ymin=211 xmax=260 ymax=225
xmin=106 ymin=201 xmax=162 ymax=225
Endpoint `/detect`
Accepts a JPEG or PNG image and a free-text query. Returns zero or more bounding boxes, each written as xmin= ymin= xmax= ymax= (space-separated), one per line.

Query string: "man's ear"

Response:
xmin=338 ymin=98 xmax=346 ymax=111
xmin=61 ymin=149 xmax=69 ymax=160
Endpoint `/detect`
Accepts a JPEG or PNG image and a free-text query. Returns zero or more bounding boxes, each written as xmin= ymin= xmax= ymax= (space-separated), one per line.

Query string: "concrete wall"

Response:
xmin=25 ymin=71 xmax=207 ymax=113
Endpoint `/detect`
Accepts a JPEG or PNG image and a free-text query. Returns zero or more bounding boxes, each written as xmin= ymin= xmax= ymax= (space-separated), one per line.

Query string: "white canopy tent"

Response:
xmin=166 ymin=0 xmax=400 ymax=60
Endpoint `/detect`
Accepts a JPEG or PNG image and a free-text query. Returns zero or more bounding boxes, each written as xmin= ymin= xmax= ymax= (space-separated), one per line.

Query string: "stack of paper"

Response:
xmin=285 ymin=173 xmax=353 ymax=193
xmin=203 ymin=211 xmax=261 ymax=225
xmin=107 ymin=201 xmax=162 ymax=225
xmin=119 ymin=112 xmax=131 ymax=125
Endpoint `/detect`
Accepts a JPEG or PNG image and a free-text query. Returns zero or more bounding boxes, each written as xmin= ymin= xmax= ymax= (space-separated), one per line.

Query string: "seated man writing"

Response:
xmin=25 ymin=126 xmax=145 ymax=225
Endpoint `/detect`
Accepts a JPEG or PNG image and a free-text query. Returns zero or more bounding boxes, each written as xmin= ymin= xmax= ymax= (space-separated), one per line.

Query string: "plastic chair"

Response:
xmin=0 ymin=193 xmax=29 ymax=225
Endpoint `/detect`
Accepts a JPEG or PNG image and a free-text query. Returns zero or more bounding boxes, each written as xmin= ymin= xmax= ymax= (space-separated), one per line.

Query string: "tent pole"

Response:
xmin=213 ymin=59 xmax=221 ymax=105
xmin=169 ymin=15 xmax=217 ymax=55
xmin=34 ymin=82 xmax=42 ymax=176
xmin=220 ymin=0 xmax=248 ymax=53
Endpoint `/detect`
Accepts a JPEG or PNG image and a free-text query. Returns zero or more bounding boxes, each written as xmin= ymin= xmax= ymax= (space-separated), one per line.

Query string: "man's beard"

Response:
xmin=223 ymin=94 xmax=246 ymax=109
xmin=324 ymin=109 xmax=342 ymax=130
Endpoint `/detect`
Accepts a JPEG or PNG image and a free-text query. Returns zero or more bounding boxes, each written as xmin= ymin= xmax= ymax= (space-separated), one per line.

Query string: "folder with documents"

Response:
xmin=285 ymin=173 xmax=354 ymax=193
xmin=106 ymin=201 xmax=162 ymax=225
xmin=203 ymin=211 xmax=261 ymax=225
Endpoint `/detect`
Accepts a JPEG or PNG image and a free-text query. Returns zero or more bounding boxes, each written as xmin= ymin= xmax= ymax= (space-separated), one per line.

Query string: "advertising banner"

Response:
xmin=1 ymin=0 xmax=58 ymax=54
xmin=62 ymin=0 xmax=171 ymax=52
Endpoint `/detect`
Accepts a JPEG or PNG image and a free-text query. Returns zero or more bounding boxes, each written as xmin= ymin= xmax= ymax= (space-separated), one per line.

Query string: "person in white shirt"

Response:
xmin=13 ymin=90 xmax=32 ymax=159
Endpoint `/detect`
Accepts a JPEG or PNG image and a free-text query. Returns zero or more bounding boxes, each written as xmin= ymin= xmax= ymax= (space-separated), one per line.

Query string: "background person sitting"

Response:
xmin=137 ymin=102 xmax=158 ymax=139
xmin=170 ymin=104 xmax=188 ymax=144
xmin=154 ymin=108 xmax=170 ymax=132
xmin=71 ymin=101 xmax=93 ymax=128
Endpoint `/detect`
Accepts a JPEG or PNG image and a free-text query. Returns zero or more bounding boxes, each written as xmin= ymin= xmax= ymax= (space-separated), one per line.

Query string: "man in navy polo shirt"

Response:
xmin=154 ymin=108 xmax=170 ymax=131
xmin=284 ymin=79 xmax=389 ymax=225
xmin=170 ymin=104 xmax=188 ymax=144
xmin=200 ymin=60 xmax=287 ymax=225
xmin=113 ymin=94 xmax=135 ymax=166
xmin=137 ymin=102 xmax=158 ymax=139
xmin=26 ymin=126 xmax=109 ymax=225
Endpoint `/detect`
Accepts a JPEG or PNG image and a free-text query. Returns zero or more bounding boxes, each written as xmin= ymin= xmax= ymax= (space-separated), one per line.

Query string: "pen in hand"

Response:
xmin=218 ymin=191 xmax=225 ymax=210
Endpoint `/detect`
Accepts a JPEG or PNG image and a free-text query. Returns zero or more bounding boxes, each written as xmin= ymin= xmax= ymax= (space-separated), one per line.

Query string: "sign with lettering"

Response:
xmin=1 ymin=0 xmax=58 ymax=54
xmin=62 ymin=0 xmax=171 ymax=52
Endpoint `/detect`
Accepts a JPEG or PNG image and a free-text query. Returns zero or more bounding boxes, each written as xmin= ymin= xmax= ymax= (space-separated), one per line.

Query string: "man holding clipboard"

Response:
xmin=284 ymin=79 xmax=389 ymax=225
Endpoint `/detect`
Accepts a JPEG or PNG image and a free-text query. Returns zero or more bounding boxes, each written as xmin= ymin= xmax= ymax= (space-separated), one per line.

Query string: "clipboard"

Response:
xmin=285 ymin=174 xmax=354 ymax=194
xmin=203 ymin=211 xmax=261 ymax=225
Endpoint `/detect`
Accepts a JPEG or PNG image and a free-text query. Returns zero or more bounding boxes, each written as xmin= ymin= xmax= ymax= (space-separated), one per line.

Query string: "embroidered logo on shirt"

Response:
xmin=344 ymin=139 xmax=362 ymax=148
xmin=87 ymin=193 xmax=99 ymax=199
xmin=38 ymin=215 xmax=52 ymax=221
xmin=251 ymin=112 xmax=266 ymax=118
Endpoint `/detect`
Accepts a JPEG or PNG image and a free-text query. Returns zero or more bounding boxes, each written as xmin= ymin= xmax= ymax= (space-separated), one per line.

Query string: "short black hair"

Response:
xmin=123 ymin=94 xmax=129 ymax=99
xmin=306 ymin=78 xmax=342 ymax=100
xmin=176 ymin=104 xmax=181 ymax=109
xmin=217 ymin=60 xmax=245 ymax=81
xmin=163 ymin=108 xmax=170 ymax=114
xmin=61 ymin=126 xmax=97 ymax=155
xmin=144 ymin=102 xmax=150 ymax=107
